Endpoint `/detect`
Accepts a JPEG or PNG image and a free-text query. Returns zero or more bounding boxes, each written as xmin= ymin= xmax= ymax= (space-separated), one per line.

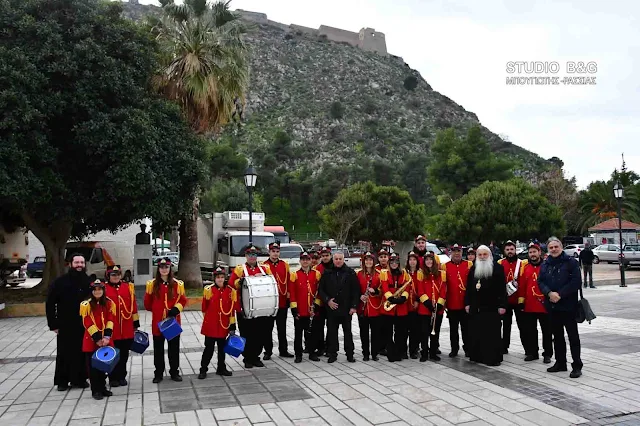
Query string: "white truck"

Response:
xmin=197 ymin=211 xmax=276 ymax=277
xmin=0 ymin=226 xmax=28 ymax=288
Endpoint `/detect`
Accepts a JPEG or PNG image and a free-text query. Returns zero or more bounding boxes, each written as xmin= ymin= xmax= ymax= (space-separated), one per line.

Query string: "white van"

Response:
xmin=65 ymin=241 xmax=133 ymax=281
xmin=279 ymin=243 xmax=304 ymax=272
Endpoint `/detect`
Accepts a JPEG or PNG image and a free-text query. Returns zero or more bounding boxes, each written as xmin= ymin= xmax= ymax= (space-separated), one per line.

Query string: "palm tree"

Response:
xmin=151 ymin=0 xmax=249 ymax=287
xmin=577 ymin=179 xmax=640 ymax=233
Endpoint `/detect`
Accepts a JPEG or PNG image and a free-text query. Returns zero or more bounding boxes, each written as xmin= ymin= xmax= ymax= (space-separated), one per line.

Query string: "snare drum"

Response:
xmin=241 ymin=274 xmax=278 ymax=319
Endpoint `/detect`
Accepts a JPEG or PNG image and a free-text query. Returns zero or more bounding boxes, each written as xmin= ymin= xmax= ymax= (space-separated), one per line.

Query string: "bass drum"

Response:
xmin=241 ymin=274 xmax=278 ymax=319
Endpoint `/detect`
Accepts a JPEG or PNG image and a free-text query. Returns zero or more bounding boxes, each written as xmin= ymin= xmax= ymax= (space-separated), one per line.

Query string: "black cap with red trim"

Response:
xmin=504 ymin=240 xmax=516 ymax=248
xmin=213 ymin=266 xmax=226 ymax=276
xmin=320 ymin=247 xmax=332 ymax=255
xmin=407 ymin=251 xmax=419 ymax=259
xmin=90 ymin=279 xmax=105 ymax=289
xmin=450 ymin=244 xmax=462 ymax=251
xmin=300 ymin=251 xmax=311 ymax=259
xmin=528 ymin=242 xmax=541 ymax=251
xmin=378 ymin=249 xmax=389 ymax=256
xmin=362 ymin=251 xmax=375 ymax=260
xmin=245 ymin=245 xmax=259 ymax=255
xmin=268 ymin=242 xmax=280 ymax=251
xmin=414 ymin=235 xmax=427 ymax=242
xmin=106 ymin=265 xmax=122 ymax=275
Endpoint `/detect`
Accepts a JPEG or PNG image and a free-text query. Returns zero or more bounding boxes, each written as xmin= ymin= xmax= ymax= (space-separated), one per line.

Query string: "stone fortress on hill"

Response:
xmin=235 ymin=9 xmax=389 ymax=56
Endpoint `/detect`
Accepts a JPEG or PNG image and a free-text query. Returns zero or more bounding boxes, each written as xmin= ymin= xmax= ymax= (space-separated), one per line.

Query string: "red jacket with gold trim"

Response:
xmin=498 ymin=258 xmax=528 ymax=306
xmin=289 ymin=268 xmax=322 ymax=317
xmin=407 ymin=269 xmax=422 ymax=313
xmin=380 ymin=268 xmax=412 ymax=316
xmin=201 ymin=284 xmax=237 ymax=338
xmin=229 ymin=263 xmax=272 ymax=313
xmin=445 ymin=260 xmax=473 ymax=310
xmin=143 ymin=279 xmax=187 ymax=337
xmin=81 ymin=298 xmax=116 ymax=352
xmin=357 ymin=268 xmax=383 ymax=317
xmin=263 ymin=259 xmax=290 ymax=309
xmin=517 ymin=262 xmax=547 ymax=314
xmin=104 ymin=281 xmax=139 ymax=340
xmin=417 ymin=270 xmax=447 ymax=315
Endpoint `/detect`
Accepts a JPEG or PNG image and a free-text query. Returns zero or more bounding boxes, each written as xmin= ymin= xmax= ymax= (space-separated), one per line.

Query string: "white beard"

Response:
xmin=474 ymin=259 xmax=493 ymax=280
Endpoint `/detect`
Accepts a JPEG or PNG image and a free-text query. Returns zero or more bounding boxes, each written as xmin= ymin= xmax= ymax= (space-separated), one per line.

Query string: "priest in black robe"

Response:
xmin=464 ymin=245 xmax=507 ymax=366
xmin=46 ymin=253 xmax=92 ymax=391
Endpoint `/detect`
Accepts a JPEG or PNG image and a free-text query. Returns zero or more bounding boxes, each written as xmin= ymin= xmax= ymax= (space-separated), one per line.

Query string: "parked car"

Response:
xmin=278 ymin=243 xmax=304 ymax=272
xmin=27 ymin=256 xmax=46 ymax=278
xmin=152 ymin=254 xmax=179 ymax=273
xmin=564 ymin=244 xmax=585 ymax=258
xmin=592 ymin=244 xmax=621 ymax=264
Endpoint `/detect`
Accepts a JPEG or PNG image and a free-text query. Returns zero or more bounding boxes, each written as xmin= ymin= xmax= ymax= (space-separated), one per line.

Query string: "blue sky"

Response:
xmin=134 ymin=0 xmax=639 ymax=189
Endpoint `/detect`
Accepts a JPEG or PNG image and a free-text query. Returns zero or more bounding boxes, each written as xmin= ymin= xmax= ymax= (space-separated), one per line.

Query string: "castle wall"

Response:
xmin=358 ymin=28 xmax=388 ymax=55
xmin=318 ymin=25 xmax=359 ymax=46
xmin=290 ymin=24 xmax=319 ymax=36
xmin=236 ymin=9 xmax=268 ymax=24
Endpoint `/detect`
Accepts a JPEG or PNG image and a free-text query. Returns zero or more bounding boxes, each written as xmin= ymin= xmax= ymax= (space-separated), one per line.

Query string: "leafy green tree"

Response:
xmin=433 ymin=179 xmax=565 ymax=244
xmin=427 ymin=126 xmax=514 ymax=203
xmin=538 ymin=166 xmax=580 ymax=234
xmin=207 ymin=143 xmax=248 ymax=182
xmin=319 ymin=182 xmax=428 ymax=245
xmin=403 ymin=75 xmax=418 ymax=91
xmin=0 ymin=0 xmax=205 ymax=288
xmin=152 ymin=0 xmax=249 ymax=286
xmin=200 ymin=179 xmax=261 ymax=213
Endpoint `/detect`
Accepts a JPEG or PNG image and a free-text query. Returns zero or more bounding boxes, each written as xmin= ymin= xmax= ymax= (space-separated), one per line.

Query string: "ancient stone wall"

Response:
xmin=318 ymin=25 xmax=359 ymax=46
xmin=358 ymin=28 xmax=387 ymax=55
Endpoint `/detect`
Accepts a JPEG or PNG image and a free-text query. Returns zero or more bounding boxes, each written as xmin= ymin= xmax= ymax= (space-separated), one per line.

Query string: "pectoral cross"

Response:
xmin=476 ymin=280 xmax=481 ymax=290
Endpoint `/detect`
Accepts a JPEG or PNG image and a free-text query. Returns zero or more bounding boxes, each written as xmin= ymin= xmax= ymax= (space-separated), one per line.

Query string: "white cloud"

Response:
xmin=134 ymin=0 xmax=640 ymax=189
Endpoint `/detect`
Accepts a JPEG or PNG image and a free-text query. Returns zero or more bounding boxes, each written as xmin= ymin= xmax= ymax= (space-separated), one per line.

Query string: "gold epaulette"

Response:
xmin=466 ymin=260 xmax=473 ymax=268
xmin=315 ymin=270 xmax=321 ymax=280
xmin=231 ymin=288 xmax=237 ymax=303
xmin=403 ymin=270 xmax=412 ymax=281
xmin=203 ymin=285 xmax=213 ymax=300
xmin=380 ymin=270 xmax=388 ymax=281
xmin=106 ymin=297 xmax=117 ymax=316
xmin=262 ymin=264 xmax=272 ymax=274
xmin=441 ymin=269 xmax=446 ymax=281
xmin=498 ymin=258 xmax=504 ymax=265
xmin=290 ymin=272 xmax=297 ymax=282
xmin=145 ymin=279 xmax=154 ymax=294
xmin=175 ymin=279 xmax=185 ymax=296
xmin=129 ymin=282 xmax=135 ymax=300
xmin=355 ymin=268 xmax=362 ymax=274
xmin=233 ymin=265 xmax=244 ymax=277
xmin=417 ymin=270 xmax=424 ymax=281
xmin=79 ymin=299 xmax=91 ymax=317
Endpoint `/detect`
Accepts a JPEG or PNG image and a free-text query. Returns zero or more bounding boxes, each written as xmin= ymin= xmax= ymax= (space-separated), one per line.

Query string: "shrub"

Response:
xmin=403 ymin=75 xmax=418 ymax=91
xmin=330 ymin=101 xmax=345 ymax=119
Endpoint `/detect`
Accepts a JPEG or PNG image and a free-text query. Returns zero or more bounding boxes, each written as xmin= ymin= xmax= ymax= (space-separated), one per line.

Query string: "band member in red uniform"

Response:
xmin=417 ymin=253 xmax=447 ymax=361
xmin=199 ymin=267 xmax=236 ymax=379
xmin=357 ymin=252 xmax=383 ymax=361
xmin=498 ymin=240 xmax=528 ymax=354
xmin=229 ymin=245 xmax=273 ymax=368
xmin=405 ymin=251 xmax=422 ymax=359
xmin=144 ymin=257 xmax=187 ymax=383
xmin=376 ymin=249 xmax=390 ymax=272
xmin=412 ymin=235 xmax=428 ymax=268
xmin=444 ymin=244 xmax=473 ymax=357
xmin=103 ymin=265 xmax=139 ymax=388
xmin=380 ymin=253 xmax=412 ymax=362
xmin=467 ymin=248 xmax=476 ymax=263
xmin=311 ymin=251 xmax=320 ymax=268
xmin=312 ymin=246 xmax=332 ymax=356
xmin=262 ymin=242 xmax=294 ymax=359
xmin=289 ymin=251 xmax=322 ymax=363
xmin=81 ymin=280 xmax=116 ymax=400
xmin=315 ymin=247 xmax=333 ymax=274
xmin=517 ymin=243 xmax=552 ymax=363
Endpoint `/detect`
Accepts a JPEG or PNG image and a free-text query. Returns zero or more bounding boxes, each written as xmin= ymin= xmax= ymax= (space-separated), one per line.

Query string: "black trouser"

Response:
xmin=200 ymin=337 xmax=226 ymax=373
xmin=294 ymin=316 xmax=311 ymax=357
xmin=54 ymin=325 xmax=87 ymax=387
xmin=264 ymin=307 xmax=289 ymax=355
xmin=358 ymin=315 xmax=382 ymax=357
xmin=382 ymin=315 xmax=409 ymax=360
xmin=109 ymin=339 xmax=133 ymax=382
xmin=408 ymin=312 xmax=421 ymax=355
xmin=447 ymin=309 xmax=468 ymax=353
xmin=310 ymin=309 xmax=326 ymax=355
xmin=153 ymin=335 xmax=180 ymax=377
xmin=85 ymin=353 xmax=107 ymax=394
xmin=326 ymin=315 xmax=354 ymax=357
xmin=550 ymin=310 xmax=583 ymax=369
xmin=420 ymin=314 xmax=443 ymax=356
xmin=238 ymin=314 xmax=271 ymax=364
xmin=583 ymin=265 xmax=594 ymax=287
xmin=502 ymin=305 xmax=526 ymax=350
xmin=521 ymin=312 xmax=553 ymax=357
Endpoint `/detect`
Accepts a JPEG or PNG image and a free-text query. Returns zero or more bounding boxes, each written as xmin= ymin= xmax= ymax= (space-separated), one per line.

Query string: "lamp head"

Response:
xmin=244 ymin=165 xmax=257 ymax=188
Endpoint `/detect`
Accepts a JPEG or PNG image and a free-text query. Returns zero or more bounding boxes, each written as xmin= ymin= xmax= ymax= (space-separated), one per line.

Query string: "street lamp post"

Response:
xmin=613 ymin=182 xmax=626 ymax=287
xmin=244 ymin=165 xmax=257 ymax=245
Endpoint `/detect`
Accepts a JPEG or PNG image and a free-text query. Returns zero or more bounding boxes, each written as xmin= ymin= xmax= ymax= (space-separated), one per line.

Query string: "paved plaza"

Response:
xmin=2 ymin=285 xmax=640 ymax=425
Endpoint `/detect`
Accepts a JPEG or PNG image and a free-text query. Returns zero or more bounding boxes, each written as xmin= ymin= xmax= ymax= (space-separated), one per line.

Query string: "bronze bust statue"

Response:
xmin=135 ymin=224 xmax=151 ymax=245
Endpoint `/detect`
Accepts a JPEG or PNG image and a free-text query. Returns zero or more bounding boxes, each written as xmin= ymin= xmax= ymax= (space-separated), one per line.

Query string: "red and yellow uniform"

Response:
xmin=201 ymin=284 xmax=237 ymax=338
xmin=380 ymin=269 xmax=412 ymax=316
xmin=357 ymin=268 xmax=383 ymax=317
xmin=143 ymin=279 xmax=187 ymax=337
xmin=517 ymin=262 xmax=546 ymax=313
xmin=263 ymin=259 xmax=290 ymax=309
xmin=498 ymin=258 xmax=528 ymax=305
xmin=80 ymin=298 xmax=116 ymax=352
xmin=229 ymin=263 xmax=272 ymax=311
xmin=445 ymin=260 xmax=473 ymax=310
xmin=289 ymin=268 xmax=322 ymax=317
xmin=407 ymin=269 xmax=422 ymax=313
xmin=314 ymin=262 xmax=331 ymax=275
xmin=104 ymin=281 xmax=139 ymax=340
xmin=417 ymin=270 xmax=447 ymax=315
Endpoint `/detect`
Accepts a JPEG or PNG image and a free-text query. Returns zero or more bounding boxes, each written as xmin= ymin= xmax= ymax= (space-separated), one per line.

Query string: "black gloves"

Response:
xmin=291 ymin=308 xmax=299 ymax=318
xmin=133 ymin=320 xmax=140 ymax=329
xmin=397 ymin=296 xmax=407 ymax=304
xmin=229 ymin=323 xmax=236 ymax=333
xmin=423 ymin=300 xmax=431 ymax=309
xmin=387 ymin=296 xmax=398 ymax=304
xmin=104 ymin=328 xmax=113 ymax=338
xmin=436 ymin=304 xmax=444 ymax=312
xmin=91 ymin=332 xmax=102 ymax=343
xmin=517 ymin=303 xmax=525 ymax=311
xmin=168 ymin=307 xmax=180 ymax=317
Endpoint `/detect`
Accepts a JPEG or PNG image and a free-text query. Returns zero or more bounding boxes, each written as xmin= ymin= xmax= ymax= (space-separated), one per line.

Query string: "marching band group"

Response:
xmin=47 ymin=235 xmax=584 ymax=401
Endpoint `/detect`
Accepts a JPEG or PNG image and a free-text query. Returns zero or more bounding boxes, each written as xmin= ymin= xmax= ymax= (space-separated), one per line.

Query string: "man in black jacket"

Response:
xmin=46 ymin=253 xmax=92 ymax=391
xmin=318 ymin=251 xmax=360 ymax=363
xmin=578 ymin=243 xmax=596 ymax=289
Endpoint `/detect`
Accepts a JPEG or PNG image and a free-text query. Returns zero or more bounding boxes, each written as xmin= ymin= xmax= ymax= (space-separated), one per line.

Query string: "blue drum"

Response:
xmin=158 ymin=317 xmax=182 ymax=341
xmin=91 ymin=346 xmax=120 ymax=374
xmin=224 ymin=335 xmax=246 ymax=358
xmin=131 ymin=330 xmax=149 ymax=354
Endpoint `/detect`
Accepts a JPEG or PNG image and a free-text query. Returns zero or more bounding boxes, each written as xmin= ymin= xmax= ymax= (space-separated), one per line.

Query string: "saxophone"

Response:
xmin=383 ymin=279 xmax=412 ymax=311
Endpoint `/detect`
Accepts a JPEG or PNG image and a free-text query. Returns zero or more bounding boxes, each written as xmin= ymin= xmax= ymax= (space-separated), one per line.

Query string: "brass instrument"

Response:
xmin=383 ymin=279 xmax=412 ymax=311
xmin=430 ymin=281 xmax=437 ymax=335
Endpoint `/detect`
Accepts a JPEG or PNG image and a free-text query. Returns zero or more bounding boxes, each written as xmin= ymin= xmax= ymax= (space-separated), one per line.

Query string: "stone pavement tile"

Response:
xmin=229 ymin=382 xmax=268 ymax=395
xmin=314 ymin=376 xmax=341 ymax=385
xmin=218 ymin=419 xmax=250 ymax=426
xmin=516 ymin=410 xmax=577 ymax=426
xmin=345 ymin=398 xmax=399 ymax=425
xmin=338 ymin=408 xmax=373 ymax=426
xmin=242 ymin=404 xmax=270 ymax=423
xmin=468 ymin=389 xmax=532 ymax=413
xmin=27 ymin=415 xmax=53 ymax=425
xmin=277 ymin=400 xmax=317 ymax=420
xmin=455 ymin=421 xmax=491 ymax=426
xmin=103 ymin=398 xmax=127 ymax=425
xmin=419 ymin=399 xmax=477 ymax=424
xmin=175 ymin=410 xmax=199 ymax=426
xmin=160 ymin=388 xmax=196 ymax=402
xmin=422 ymin=387 xmax=476 ymax=409
xmin=463 ymin=407 xmax=519 ymax=426
xmin=380 ymin=401 xmax=433 ymax=425
xmin=318 ymin=393 xmax=347 ymax=410
xmin=351 ymin=383 xmax=392 ymax=404
xmin=323 ymin=382 xmax=364 ymax=401
xmin=213 ymin=406 xmax=245 ymax=421
xmin=236 ymin=392 xmax=276 ymax=405
xmin=253 ymin=422 xmax=275 ymax=426
xmin=143 ymin=410 xmax=175 ymax=425
xmin=0 ymin=408 xmax=36 ymax=426
xmin=423 ymin=418 xmax=454 ymax=426
xmin=0 ymin=398 xmax=16 ymax=406
xmin=389 ymin=394 xmax=436 ymax=418
xmin=445 ymin=380 xmax=484 ymax=393
xmin=195 ymin=408 xmax=215 ymax=424
xmin=314 ymin=406 xmax=354 ymax=424
xmin=7 ymin=402 xmax=41 ymax=412
xmin=163 ymin=399 xmax=200 ymax=412
xmin=125 ymin=408 xmax=142 ymax=426
xmin=49 ymin=400 xmax=77 ymax=426
xmin=265 ymin=407 xmax=294 ymax=426
xmin=293 ymin=418 xmax=328 ymax=425
xmin=68 ymin=419 xmax=101 ymax=426
xmin=388 ymin=384 xmax=438 ymax=404
xmin=199 ymin=395 xmax=238 ymax=409
xmin=493 ymin=410 xmax=539 ymax=426
xmin=196 ymin=385 xmax=233 ymax=397
xmin=304 ymin=396 xmax=328 ymax=409
xmin=515 ymin=397 xmax=589 ymax=424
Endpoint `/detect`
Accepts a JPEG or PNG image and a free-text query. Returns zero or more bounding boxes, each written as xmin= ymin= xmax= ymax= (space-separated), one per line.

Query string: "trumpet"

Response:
xmin=383 ymin=280 xmax=412 ymax=311
xmin=430 ymin=286 xmax=437 ymax=336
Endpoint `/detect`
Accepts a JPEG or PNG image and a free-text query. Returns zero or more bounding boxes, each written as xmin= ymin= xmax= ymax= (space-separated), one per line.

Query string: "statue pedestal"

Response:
xmin=133 ymin=244 xmax=153 ymax=309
